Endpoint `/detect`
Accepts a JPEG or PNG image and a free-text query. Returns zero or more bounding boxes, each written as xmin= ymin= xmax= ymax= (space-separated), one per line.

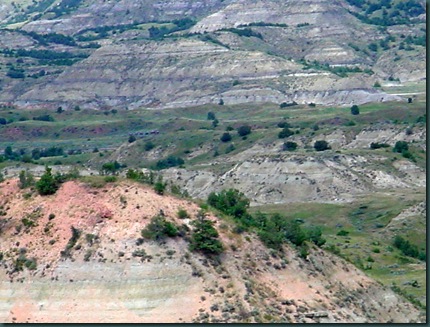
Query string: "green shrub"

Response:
xmin=401 ymin=150 xmax=415 ymax=161
xmin=141 ymin=215 xmax=178 ymax=241
xmin=220 ymin=132 xmax=232 ymax=142
xmin=307 ymin=226 xmax=326 ymax=247
xmin=278 ymin=127 xmax=294 ymax=139
xmin=337 ymin=229 xmax=349 ymax=236
xmin=277 ymin=121 xmax=290 ymax=128
xmin=370 ymin=142 xmax=390 ymax=149
xmin=128 ymin=134 xmax=136 ymax=143
xmin=85 ymin=233 xmax=97 ymax=245
xmin=144 ymin=141 xmax=155 ymax=151
xmin=84 ymin=250 xmax=93 ymax=261
xmin=298 ymin=244 xmax=309 ymax=259
xmin=222 ymin=27 xmax=263 ymax=39
xmin=189 ymin=218 xmax=224 ymax=255
xmin=208 ymin=189 xmax=250 ymax=220
xmin=18 ymin=170 xmax=35 ymax=189
xmin=132 ymin=249 xmax=148 ymax=257
xmin=393 ymin=235 xmax=425 ymax=261
xmin=153 ymin=176 xmax=166 ymax=195
xmin=126 ymin=169 xmax=155 ymax=185
xmin=225 ymin=144 xmax=235 ymax=154
xmin=207 ymin=112 xmax=216 ymax=120
xmin=350 ymin=105 xmax=360 ymax=115
xmin=155 ymin=156 xmax=184 ymax=170
xmin=104 ymin=176 xmax=117 ymax=183
xmin=33 ymin=114 xmax=54 ymax=122
xmin=61 ymin=226 xmax=81 ymax=257
xmin=256 ymin=212 xmax=325 ymax=250
xmin=393 ymin=141 xmax=408 ymax=153
xmin=279 ymin=102 xmax=297 ymax=108
xmin=237 ymin=125 xmax=251 ymax=137
xmin=314 ymin=140 xmax=330 ymax=151
xmin=101 ymin=161 xmax=121 ymax=175
xmin=282 ymin=141 xmax=298 ymax=151
xmin=177 ymin=208 xmax=189 ymax=219
xmin=36 ymin=167 xmax=59 ymax=195
xmin=21 ymin=217 xmax=36 ymax=228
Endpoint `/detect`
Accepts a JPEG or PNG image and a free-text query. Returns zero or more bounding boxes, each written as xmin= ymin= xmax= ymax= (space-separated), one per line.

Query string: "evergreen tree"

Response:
xmin=18 ymin=170 xmax=35 ymax=189
xmin=350 ymin=105 xmax=360 ymax=115
xmin=189 ymin=218 xmax=223 ymax=255
xmin=36 ymin=167 xmax=59 ymax=195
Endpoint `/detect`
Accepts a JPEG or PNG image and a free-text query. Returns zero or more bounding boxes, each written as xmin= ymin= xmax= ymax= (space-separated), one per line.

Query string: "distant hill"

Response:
xmin=0 ymin=0 xmax=425 ymax=109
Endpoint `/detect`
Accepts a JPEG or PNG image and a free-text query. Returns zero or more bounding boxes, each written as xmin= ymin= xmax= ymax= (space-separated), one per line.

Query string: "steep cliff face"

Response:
xmin=0 ymin=179 xmax=424 ymax=323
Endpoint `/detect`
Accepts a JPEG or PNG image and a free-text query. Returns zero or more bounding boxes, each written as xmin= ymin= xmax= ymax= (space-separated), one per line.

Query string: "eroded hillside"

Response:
xmin=0 ymin=179 xmax=425 ymax=323
xmin=0 ymin=0 xmax=425 ymax=109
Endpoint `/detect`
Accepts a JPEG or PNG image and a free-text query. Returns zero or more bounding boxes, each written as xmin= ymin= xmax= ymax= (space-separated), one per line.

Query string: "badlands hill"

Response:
xmin=0 ymin=178 xmax=425 ymax=323
xmin=0 ymin=0 xmax=426 ymax=109
xmin=0 ymin=0 xmax=426 ymax=323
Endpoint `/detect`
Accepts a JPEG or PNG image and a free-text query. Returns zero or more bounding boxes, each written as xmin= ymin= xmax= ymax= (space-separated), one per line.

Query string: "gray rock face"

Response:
xmin=20 ymin=0 xmax=230 ymax=35
xmin=0 ymin=0 xmax=424 ymax=109
xmin=191 ymin=0 xmax=357 ymax=33
xmin=0 ymin=30 xmax=36 ymax=49
xmin=12 ymin=38 xmax=398 ymax=109
xmin=163 ymin=151 xmax=425 ymax=206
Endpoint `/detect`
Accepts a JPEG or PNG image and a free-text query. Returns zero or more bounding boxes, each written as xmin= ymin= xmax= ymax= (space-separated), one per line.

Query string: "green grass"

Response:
xmin=251 ymin=189 xmax=426 ymax=308
xmin=0 ymin=100 xmax=425 ymax=172
xmin=382 ymin=81 xmax=427 ymax=94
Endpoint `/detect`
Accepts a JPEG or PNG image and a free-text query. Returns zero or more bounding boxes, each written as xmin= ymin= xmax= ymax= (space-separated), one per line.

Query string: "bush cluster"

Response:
xmin=154 ymin=156 xmax=184 ymax=170
xmin=393 ymin=235 xmax=425 ymax=261
xmin=255 ymin=212 xmax=326 ymax=251
xmin=220 ymin=132 xmax=232 ymax=142
xmin=393 ymin=141 xmax=415 ymax=161
xmin=370 ymin=142 xmax=390 ymax=149
xmin=207 ymin=189 xmax=326 ymax=254
xmin=208 ymin=189 xmax=250 ymax=222
xmin=141 ymin=215 xmax=178 ymax=242
xmin=282 ymin=141 xmax=298 ymax=151
xmin=314 ymin=140 xmax=330 ymax=151
xmin=278 ymin=127 xmax=294 ymax=139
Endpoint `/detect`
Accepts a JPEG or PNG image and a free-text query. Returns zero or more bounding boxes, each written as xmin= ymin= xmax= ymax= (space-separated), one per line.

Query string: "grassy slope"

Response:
xmin=1 ymin=95 xmax=426 ymax=168
xmin=249 ymin=188 xmax=426 ymax=308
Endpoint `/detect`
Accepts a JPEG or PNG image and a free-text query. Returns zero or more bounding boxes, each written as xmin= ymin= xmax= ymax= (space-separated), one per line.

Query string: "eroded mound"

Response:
xmin=0 ymin=179 xmax=424 ymax=323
